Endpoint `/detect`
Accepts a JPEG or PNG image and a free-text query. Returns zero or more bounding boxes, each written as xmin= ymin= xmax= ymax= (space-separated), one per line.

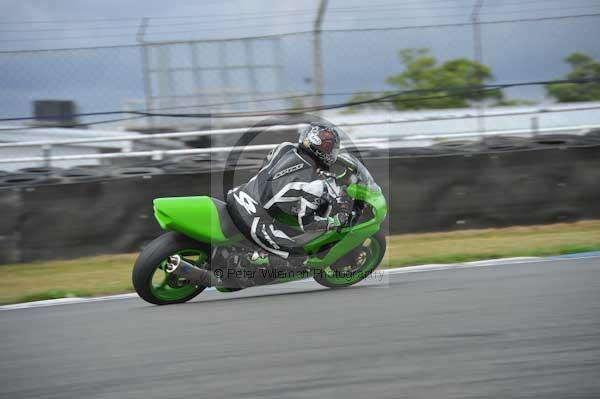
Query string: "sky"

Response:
xmin=0 ymin=0 xmax=599 ymax=125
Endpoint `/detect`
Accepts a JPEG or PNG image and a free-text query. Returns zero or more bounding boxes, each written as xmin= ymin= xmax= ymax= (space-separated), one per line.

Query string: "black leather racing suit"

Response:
xmin=226 ymin=142 xmax=343 ymax=259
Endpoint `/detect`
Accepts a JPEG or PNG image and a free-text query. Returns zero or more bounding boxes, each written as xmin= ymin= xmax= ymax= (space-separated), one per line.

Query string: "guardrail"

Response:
xmin=2 ymin=103 xmax=599 ymax=149
xmin=1 ymin=125 xmax=597 ymax=166
xmin=0 ymin=138 xmax=388 ymax=165
xmin=403 ymin=124 xmax=600 ymax=141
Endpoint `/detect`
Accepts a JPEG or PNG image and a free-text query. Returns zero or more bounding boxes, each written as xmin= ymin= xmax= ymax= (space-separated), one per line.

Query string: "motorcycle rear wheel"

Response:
xmin=132 ymin=231 xmax=209 ymax=305
xmin=313 ymin=230 xmax=386 ymax=288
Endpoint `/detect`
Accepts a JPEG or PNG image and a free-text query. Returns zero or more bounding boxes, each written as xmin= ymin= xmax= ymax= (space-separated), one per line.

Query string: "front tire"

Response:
xmin=314 ymin=230 xmax=386 ymax=288
xmin=132 ymin=231 xmax=210 ymax=305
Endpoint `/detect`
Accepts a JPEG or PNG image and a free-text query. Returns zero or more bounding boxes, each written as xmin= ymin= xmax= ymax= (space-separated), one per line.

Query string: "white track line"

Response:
xmin=1 ymin=254 xmax=596 ymax=312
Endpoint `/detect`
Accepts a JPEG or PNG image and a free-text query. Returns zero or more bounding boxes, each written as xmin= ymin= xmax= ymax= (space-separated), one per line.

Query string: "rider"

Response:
xmin=226 ymin=123 xmax=351 ymax=261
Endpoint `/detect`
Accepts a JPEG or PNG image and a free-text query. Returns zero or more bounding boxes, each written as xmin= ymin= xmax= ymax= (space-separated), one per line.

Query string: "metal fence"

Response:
xmin=1 ymin=12 xmax=599 ymax=130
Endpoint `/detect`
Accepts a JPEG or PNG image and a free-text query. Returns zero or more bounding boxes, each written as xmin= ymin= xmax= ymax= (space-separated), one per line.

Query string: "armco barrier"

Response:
xmin=15 ymin=174 xmax=207 ymax=262
xmin=1 ymin=141 xmax=600 ymax=263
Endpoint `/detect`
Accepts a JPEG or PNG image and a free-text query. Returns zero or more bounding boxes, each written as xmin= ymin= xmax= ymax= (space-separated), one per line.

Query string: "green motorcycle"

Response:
xmin=132 ymin=153 xmax=387 ymax=305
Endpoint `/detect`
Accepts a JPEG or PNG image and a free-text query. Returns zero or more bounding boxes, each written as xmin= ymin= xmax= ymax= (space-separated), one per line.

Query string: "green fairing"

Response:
xmin=346 ymin=184 xmax=388 ymax=224
xmin=153 ymin=196 xmax=240 ymax=245
xmin=304 ymin=184 xmax=387 ymax=269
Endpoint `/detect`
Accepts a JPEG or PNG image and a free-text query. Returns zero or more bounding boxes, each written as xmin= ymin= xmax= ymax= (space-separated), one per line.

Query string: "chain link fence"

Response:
xmin=1 ymin=14 xmax=599 ymax=126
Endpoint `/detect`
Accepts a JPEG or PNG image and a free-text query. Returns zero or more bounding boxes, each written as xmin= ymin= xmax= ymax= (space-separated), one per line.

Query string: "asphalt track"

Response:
xmin=1 ymin=257 xmax=599 ymax=399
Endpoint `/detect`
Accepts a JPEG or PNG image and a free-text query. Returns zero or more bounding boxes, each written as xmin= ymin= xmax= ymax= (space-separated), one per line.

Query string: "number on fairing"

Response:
xmin=234 ymin=191 xmax=259 ymax=215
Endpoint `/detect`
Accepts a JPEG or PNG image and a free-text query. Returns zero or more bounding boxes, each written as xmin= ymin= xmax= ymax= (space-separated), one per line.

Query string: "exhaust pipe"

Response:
xmin=166 ymin=254 xmax=220 ymax=287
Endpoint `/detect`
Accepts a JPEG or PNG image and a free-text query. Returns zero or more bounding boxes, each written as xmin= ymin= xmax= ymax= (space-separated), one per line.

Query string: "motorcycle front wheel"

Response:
xmin=313 ymin=230 xmax=386 ymax=288
xmin=132 ymin=231 xmax=209 ymax=305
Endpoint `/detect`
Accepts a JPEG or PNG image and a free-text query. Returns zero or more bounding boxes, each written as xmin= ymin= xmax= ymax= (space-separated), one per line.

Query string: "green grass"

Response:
xmin=1 ymin=220 xmax=600 ymax=305
xmin=382 ymin=221 xmax=600 ymax=267
xmin=0 ymin=253 xmax=137 ymax=305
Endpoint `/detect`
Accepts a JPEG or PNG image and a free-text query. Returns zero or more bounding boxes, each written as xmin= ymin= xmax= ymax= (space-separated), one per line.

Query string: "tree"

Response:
xmin=545 ymin=53 xmax=600 ymax=102
xmin=346 ymin=48 xmax=507 ymax=113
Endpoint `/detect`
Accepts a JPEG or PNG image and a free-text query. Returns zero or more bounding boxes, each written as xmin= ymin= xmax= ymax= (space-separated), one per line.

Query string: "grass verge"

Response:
xmin=1 ymin=220 xmax=600 ymax=305
xmin=382 ymin=221 xmax=600 ymax=267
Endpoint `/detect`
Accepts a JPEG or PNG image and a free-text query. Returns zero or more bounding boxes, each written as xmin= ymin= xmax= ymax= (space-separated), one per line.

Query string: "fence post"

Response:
xmin=471 ymin=0 xmax=486 ymax=133
xmin=312 ymin=0 xmax=328 ymax=112
xmin=137 ymin=18 xmax=152 ymax=129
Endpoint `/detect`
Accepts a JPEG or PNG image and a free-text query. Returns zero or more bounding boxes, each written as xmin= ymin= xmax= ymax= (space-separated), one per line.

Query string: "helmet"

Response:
xmin=298 ymin=124 xmax=341 ymax=167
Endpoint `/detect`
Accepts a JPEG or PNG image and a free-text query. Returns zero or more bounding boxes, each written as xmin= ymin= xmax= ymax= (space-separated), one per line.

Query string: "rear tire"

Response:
xmin=314 ymin=230 xmax=386 ymax=289
xmin=132 ymin=231 xmax=209 ymax=305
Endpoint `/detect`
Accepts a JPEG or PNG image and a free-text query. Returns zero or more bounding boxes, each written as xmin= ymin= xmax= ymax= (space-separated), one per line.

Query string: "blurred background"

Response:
xmin=3 ymin=3 xmax=600 ymax=397
xmin=1 ymin=0 xmax=600 ymax=265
